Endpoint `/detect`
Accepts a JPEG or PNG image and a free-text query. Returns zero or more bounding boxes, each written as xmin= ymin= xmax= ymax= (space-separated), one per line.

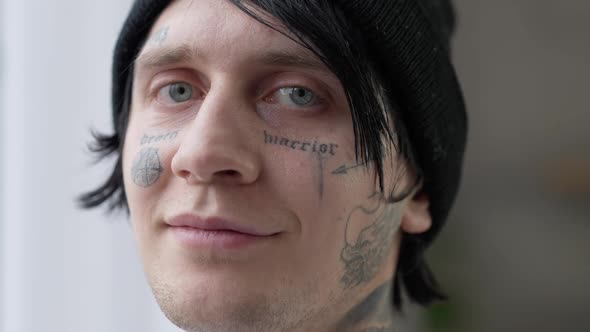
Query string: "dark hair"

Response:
xmin=80 ymin=0 xmax=451 ymax=310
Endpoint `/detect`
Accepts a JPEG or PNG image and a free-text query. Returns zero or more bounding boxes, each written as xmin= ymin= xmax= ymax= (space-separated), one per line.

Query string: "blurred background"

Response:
xmin=0 ymin=0 xmax=588 ymax=331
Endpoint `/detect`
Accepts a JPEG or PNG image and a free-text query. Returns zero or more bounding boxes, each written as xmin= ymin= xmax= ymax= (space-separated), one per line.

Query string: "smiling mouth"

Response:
xmin=169 ymin=226 xmax=277 ymax=250
xmin=165 ymin=213 xmax=280 ymax=250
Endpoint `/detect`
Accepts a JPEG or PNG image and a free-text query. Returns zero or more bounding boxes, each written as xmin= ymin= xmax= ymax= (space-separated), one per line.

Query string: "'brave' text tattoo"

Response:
xmin=131 ymin=147 xmax=164 ymax=187
xmin=141 ymin=131 xmax=178 ymax=145
xmin=340 ymin=192 xmax=400 ymax=288
xmin=264 ymin=130 xmax=339 ymax=156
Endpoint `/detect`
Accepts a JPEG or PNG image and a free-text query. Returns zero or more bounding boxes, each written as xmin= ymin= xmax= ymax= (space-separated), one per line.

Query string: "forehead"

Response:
xmin=137 ymin=0 xmax=325 ymax=71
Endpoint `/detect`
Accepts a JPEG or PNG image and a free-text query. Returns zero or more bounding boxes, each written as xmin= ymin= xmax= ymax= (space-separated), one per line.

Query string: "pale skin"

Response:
xmin=122 ymin=1 xmax=432 ymax=331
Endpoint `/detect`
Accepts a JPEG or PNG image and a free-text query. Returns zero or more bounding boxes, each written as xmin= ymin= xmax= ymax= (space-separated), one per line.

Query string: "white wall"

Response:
xmin=1 ymin=1 xmax=181 ymax=331
xmin=0 ymin=0 xmax=5 ymax=327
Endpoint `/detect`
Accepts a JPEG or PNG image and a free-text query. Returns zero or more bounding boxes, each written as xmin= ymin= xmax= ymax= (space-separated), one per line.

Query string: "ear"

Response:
xmin=400 ymin=190 xmax=432 ymax=234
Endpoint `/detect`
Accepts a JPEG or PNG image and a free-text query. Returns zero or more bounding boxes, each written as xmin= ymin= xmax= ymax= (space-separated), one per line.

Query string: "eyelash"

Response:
xmin=262 ymin=86 xmax=324 ymax=110
xmin=156 ymin=82 xmax=199 ymax=104
xmin=150 ymin=79 xmax=202 ymax=108
xmin=150 ymin=80 xmax=328 ymax=114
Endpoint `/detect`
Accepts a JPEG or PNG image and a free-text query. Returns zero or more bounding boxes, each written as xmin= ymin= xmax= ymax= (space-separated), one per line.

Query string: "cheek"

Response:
xmin=123 ymin=145 xmax=154 ymax=232
xmin=261 ymin=136 xmax=376 ymax=247
xmin=122 ymin=126 xmax=178 ymax=228
xmin=263 ymin=149 xmax=316 ymax=208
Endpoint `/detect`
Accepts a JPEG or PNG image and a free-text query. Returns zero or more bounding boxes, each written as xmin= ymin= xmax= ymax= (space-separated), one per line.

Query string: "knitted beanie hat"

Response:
xmin=111 ymin=0 xmax=467 ymax=305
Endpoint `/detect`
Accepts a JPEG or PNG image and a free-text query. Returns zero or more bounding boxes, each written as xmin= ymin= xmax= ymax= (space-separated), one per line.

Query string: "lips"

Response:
xmin=165 ymin=213 xmax=276 ymax=237
xmin=165 ymin=213 xmax=279 ymax=251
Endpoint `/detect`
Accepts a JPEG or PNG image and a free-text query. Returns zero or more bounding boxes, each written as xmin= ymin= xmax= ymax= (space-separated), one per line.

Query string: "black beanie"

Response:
xmin=112 ymin=0 xmax=467 ymax=306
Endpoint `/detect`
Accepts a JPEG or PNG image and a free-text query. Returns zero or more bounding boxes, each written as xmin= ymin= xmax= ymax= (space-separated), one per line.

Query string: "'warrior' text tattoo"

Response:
xmin=340 ymin=192 xmax=400 ymax=288
xmin=263 ymin=130 xmax=339 ymax=156
xmin=140 ymin=131 xmax=178 ymax=145
xmin=131 ymin=147 xmax=164 ymax=188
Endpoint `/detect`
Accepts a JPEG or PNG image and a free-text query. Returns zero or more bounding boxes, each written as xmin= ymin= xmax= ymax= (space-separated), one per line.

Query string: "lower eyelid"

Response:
xmin=259 ymin=100 xmax=325 ymax=115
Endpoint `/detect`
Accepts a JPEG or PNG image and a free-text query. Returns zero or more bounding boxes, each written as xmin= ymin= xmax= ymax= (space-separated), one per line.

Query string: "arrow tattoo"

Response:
xmin=332 ymin=162 xmax=369 ymax=175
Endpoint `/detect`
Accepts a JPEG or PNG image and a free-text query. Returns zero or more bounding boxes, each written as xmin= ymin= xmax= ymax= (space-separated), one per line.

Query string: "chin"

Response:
xmin=148 ymin=271 xmax=293 ymax=332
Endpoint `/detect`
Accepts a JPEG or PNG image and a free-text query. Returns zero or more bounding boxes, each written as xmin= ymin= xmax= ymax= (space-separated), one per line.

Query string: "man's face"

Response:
xmin=122 ymin=0 xmax=423 ymax=331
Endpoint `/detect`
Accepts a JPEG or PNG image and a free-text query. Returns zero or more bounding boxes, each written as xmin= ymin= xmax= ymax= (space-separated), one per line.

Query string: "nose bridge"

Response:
xmin=191 ymin=85 xmax=247 ymax=142
xmin=171 ymin=84 xmax=260 ymax=184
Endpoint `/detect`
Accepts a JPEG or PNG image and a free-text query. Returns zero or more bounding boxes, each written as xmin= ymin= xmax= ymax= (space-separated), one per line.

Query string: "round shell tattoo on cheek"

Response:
xmin=131 ymin=147 xmax=164 ymax=188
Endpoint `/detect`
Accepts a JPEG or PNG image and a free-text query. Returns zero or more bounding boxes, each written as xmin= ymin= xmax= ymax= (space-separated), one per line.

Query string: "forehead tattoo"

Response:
xmin=151 ymin=26 xmax=170 ymax=44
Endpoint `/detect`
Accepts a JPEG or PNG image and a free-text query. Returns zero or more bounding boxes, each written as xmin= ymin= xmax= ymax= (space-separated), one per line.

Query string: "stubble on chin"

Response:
xmin=149 ymin=275 xmax=298 ymax=332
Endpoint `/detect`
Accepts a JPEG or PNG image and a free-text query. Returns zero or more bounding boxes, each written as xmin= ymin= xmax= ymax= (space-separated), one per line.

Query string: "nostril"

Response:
xmin=220 ymin=170 xmax=240 ymax=177
xmin=178 ymin=170 xmax=191 ymax=179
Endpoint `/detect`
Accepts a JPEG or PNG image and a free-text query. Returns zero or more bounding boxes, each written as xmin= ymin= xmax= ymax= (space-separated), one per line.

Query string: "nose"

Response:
xmin=170 ymin=88 xmax=261 ymax=186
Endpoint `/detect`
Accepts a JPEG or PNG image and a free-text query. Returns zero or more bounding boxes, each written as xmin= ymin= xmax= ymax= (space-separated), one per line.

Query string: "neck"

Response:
xmin=332 ymin=281 xmax=395 ymax=332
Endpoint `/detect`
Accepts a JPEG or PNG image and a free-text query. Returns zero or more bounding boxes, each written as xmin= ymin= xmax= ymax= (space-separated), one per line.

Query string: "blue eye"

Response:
xmin=276 ymin=87 xmax=317 ymax=107
xmin=160 ymin=82 xmax=193 ymax=103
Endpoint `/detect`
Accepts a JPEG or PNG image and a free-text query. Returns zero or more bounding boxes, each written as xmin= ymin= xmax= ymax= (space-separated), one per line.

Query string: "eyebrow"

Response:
xmin=136 ymin=44 xmax=196 ymax=70
xmin=135 ymin=43 xmax=330 ymax=74
xmin=254 ymin=50 xmax=328 ymax=72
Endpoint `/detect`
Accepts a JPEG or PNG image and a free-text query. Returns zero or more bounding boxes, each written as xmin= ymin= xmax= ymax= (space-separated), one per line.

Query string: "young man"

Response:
xmin=81 ymin=0 xmax=467 ymax=331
